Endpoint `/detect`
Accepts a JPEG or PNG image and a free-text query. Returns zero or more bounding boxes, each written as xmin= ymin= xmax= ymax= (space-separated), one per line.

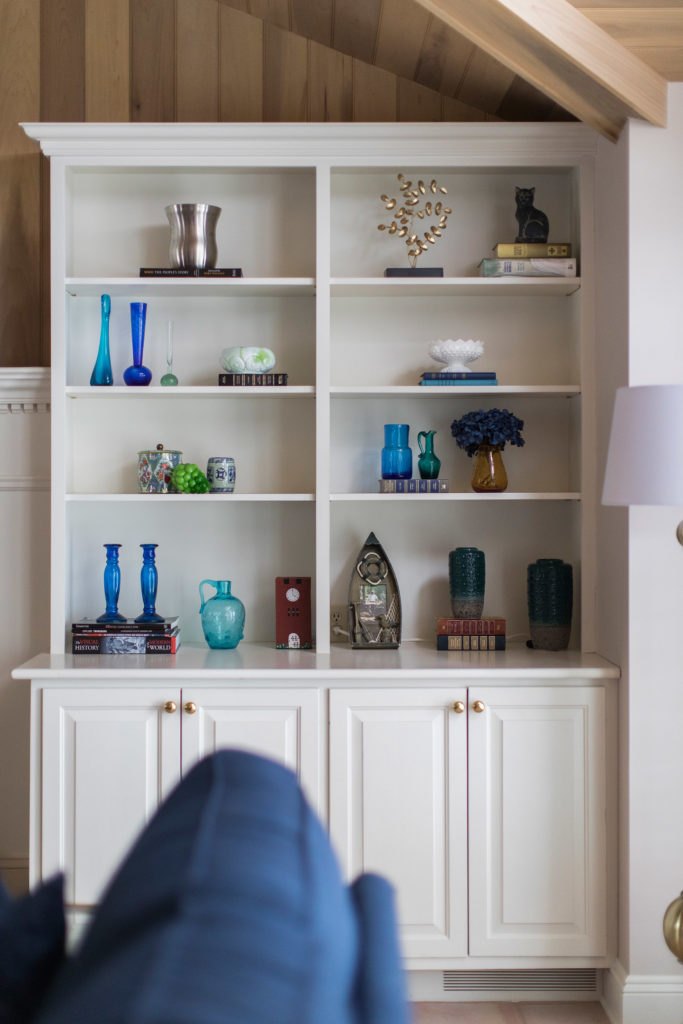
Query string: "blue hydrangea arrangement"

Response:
xmin=450 ymin=408 xmax=525 ymax=456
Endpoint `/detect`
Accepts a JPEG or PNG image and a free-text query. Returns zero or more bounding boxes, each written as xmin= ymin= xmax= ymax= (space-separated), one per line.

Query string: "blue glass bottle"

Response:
xmin=135 ymin=543 xmax=164 ymax=623
xmin=90 ymin=294 xmax=113 ymax=386
xmin=97 ymin=543 xmax=126 ymax=622
xmin=199 ymin=580 xmax=245 ymax=649
xmin=123 ymin=302 xmax=152 ymax=386
xmin=381 ymin=424 xmax=412 ymax=479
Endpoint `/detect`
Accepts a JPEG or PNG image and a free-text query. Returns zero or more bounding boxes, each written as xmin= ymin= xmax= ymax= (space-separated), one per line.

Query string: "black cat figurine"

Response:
xmin=514 ymin=186 xmax=549 ymax=243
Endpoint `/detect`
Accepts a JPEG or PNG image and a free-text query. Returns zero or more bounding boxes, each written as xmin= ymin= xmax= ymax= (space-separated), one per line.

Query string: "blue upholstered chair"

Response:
xmin=9 ymin=749 xmax=410 ymax=1024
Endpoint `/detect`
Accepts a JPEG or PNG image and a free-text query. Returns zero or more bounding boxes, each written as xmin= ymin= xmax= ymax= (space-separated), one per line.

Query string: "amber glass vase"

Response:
xmin=471 ymin=444 xmax=508 ymax=492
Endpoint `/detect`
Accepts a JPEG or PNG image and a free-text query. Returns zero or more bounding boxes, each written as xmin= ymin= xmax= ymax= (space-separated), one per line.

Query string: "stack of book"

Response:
xmin=71 ymin=617 xmax=181 ymax=655
xmin=479 ymin=242 xmax=576 ymax=278
xmin=435 ymin=616 xmax=506 ymax=651
xmin=419 ymin=371 xmax=497 ymax=387
xmin=218 ymin=373 xmax=288 ymax=386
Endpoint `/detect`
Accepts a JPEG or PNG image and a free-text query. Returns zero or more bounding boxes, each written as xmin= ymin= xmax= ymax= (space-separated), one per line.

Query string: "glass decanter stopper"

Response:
xmin=160 ymin=320 xmax=178 ymax=386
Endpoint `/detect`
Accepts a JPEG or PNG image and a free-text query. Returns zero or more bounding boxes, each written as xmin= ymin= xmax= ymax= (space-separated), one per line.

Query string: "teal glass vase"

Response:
xmin=527 ymin=558 xmax=573 ymax=650
xmin=449 ymin=547 xmax=485 ymax=618
xmin=199 ymin=579 xmax=245 ymax=649
xmin=90 ymin=294 xmax=113 ymax=386
xmin=417 ymin=429 xmax=441 ymax=479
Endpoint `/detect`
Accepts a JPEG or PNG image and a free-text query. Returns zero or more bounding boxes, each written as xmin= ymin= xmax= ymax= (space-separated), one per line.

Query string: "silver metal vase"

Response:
xmin=165 ymin=203 xmax=221 ymax=269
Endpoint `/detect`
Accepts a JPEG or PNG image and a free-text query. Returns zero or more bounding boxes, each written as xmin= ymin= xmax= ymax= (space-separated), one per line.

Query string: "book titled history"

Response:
xmin=421 ymin=371 xmax=497 ymax=380
xmin=72 ymin=632 xmax=181 ymax=654
xmin=72 ymin=617 xmax=180 ymax=634
xmin=139 ymin=267 xmax=243 ymax=277
xmin=479 ymin=258 xmax=577 ymax=278
xmin=218 ymin=373 xmax=288 ymax=386
xmin=419 ymin=379 xmax=498 ymax=386
xmin=437 ymin=634 xmax=506 ymax=651
xmin=493 ymin=242 xmax=572 ymax=258
xmin=436 ymin=617 xmax=506 ymax=635
xmin=378 ymin=479 xmax=449 ymax=493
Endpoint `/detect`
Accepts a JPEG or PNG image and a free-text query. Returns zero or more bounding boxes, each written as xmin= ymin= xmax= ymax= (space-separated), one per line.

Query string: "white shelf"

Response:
xmin=65 ymin=492 xmax=315 ymax=502
xmin=330 ymin=276 xmax=581 ymax=297
xmin=331 ymin=492 xmax=581 ymax=501
xmin=330 ymin=385 xmax=580 ymax=397
xmin=65 ymin=277 xmax=316 ymax=298
xmin=13 ymin=642 xmax=619 ymax=681
xmin=66 ymin=386 xmax=314 ymax=398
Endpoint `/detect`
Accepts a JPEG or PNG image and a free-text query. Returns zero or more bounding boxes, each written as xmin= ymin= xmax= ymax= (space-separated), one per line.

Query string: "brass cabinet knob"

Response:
xmin=184 ymin=701 xmax=197 ymax=714
xmin=163 ymin=700 xmax=177 ymax=714
xmin=451 ymin=701 xmax=465 ymax=713
xmin=472 ymin=700 xmax=485 ymax=713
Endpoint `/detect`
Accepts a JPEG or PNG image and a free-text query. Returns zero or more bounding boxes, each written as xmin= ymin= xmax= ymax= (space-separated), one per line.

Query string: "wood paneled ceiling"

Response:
xmin=219 ymin=0 xmax=681 ymax=138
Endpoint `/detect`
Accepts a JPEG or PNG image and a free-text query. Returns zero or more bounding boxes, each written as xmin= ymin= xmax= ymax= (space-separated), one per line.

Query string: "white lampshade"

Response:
xmin=603 ymin=384 xmax=683 ymax=506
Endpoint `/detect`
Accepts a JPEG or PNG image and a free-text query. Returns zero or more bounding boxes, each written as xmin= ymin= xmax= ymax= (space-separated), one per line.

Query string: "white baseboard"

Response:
xmin=0 ymin=856 xmax=29 ymax=896
xmin=604 ymin=960 xmax=683 ymax=1024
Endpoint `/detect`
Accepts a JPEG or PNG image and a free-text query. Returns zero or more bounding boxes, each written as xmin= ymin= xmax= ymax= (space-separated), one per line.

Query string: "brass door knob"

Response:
xmin=184 ymin=701 xmax=197 ymax=714
xmin=163 ymin=701 xmax=177 ymax=714
xmin=451 ymin=701 xmax=465 ymax=713
xmin=472 ymin=700 xmax=485 ymax=713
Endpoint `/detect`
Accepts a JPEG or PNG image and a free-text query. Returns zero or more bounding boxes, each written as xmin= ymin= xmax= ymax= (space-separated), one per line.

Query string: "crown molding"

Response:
xmin=0 ymin=368 xmax=50 ymax=414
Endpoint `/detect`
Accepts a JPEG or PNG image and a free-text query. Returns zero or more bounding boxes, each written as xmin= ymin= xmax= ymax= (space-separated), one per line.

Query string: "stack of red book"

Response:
xmin=435 ymin=616 xmax=506 ymax=651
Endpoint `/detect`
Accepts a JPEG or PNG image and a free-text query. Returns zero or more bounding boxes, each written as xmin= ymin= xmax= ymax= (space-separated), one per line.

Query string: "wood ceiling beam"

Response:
xmin=412 ymin=0 xmax=668 ymax=139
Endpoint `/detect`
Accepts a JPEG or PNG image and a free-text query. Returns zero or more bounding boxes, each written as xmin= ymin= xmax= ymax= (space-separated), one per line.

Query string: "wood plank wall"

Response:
xmin=0 ymin=0 xmax=496 ymax=367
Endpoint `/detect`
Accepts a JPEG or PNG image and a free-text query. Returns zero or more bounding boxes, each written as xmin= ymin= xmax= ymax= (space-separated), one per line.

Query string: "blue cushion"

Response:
xmin=35 ymin=750 xmax=359 ymax=1024
xmin=0 ymin=874 xmax=66 ymax=1024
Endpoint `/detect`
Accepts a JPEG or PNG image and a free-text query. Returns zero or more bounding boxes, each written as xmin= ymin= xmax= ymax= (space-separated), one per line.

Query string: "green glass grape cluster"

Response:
xmin=171 ymin=463 xmax=210 ymax=494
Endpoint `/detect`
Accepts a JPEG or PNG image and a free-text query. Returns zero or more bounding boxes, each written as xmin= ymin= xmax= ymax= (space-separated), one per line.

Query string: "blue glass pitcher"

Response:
xmin=199 ymin=579 xmax=245 ymax=649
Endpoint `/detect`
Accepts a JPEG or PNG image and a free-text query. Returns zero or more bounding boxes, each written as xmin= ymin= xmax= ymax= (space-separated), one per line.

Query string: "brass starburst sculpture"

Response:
xmin=377 ymin=174 xmax=452 ymax=268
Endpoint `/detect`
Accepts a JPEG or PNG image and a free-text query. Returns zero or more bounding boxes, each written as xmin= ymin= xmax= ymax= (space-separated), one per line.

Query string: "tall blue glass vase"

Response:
xmin=90 ymin=294 xmax=113 ymax=386
xmin=123 ymin=302 xmax=152 ymax=386
xmin=97 ymin=543 xmax=126 ymax=622
xmin=135 ymin=543 xmax=164 ymax=623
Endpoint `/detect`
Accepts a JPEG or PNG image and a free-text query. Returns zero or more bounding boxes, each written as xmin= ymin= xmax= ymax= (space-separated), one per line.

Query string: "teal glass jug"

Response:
xmin=199 ymin=579 xmax=245 ymax=649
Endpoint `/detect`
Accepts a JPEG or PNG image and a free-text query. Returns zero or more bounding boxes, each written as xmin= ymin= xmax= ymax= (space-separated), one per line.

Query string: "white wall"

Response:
xmin=0 ymin=372 xmax=50 ymax=895
xmin=626 ymin=86 xmax=683 ymax=980
xmin=597 ymin=84 xmax=683 ymax=1021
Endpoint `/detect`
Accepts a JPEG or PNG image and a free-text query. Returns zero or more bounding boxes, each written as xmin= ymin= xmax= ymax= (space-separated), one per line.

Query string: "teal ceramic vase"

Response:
xmin=449 ymin=547 xmax=485 ymax=618
xmin=199 ymin=579 xmax=245 ymax=649
xmin=417 ymin=429 xmax=441 ymax=479
xmin=527 ymin=558 xmax=573 ymax=650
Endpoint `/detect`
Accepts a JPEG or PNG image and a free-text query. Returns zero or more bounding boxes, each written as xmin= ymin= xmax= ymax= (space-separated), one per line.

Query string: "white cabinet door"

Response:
xmin=329 ymin=688 xmax=468 ymax=959
xmin=41 ymin=687 xmax=181 ymax=908
xmin=180 ymin=687 xmax=322 ymax=812
xmin=468 ymin=686 xmax=607 ymax=957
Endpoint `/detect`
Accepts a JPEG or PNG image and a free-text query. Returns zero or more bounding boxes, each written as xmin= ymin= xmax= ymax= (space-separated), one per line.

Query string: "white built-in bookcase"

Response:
xmin=24 ymin=123 xmax=597 ymax=659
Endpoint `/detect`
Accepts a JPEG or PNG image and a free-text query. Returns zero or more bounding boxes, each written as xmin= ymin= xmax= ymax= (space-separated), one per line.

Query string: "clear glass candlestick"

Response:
xmin=160 ymin=320 xmax=178 ymax=386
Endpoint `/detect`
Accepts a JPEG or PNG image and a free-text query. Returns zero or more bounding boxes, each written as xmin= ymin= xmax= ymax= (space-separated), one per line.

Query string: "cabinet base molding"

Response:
xmin=0 ymin=856 xmax=29 ymax=896
xmin=409 ymin=968 xmax=602 ymax=1002
xmin=603 ymin=961 xmax=683 ymax=1024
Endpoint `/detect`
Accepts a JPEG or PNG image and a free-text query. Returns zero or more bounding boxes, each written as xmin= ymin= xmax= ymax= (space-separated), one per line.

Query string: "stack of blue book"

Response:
xmin=419 ymin=371 xmax=498 ymax=386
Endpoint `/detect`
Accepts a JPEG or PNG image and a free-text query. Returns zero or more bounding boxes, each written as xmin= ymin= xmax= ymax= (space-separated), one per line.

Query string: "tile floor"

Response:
xmin=413 ymin=1002 xmax=610 ymax=1023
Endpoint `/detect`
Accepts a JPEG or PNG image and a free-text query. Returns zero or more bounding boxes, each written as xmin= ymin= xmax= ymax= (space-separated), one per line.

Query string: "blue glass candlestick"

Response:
xmin=90 ymin=294 xmax=113 ymax=386
xmin=97 ymin=543 xmax=126 ymax=622
xmin=135 ymin=543 xmax=164 ymax=623
xmin=123 ymin=302 xmax=152 ymax=386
